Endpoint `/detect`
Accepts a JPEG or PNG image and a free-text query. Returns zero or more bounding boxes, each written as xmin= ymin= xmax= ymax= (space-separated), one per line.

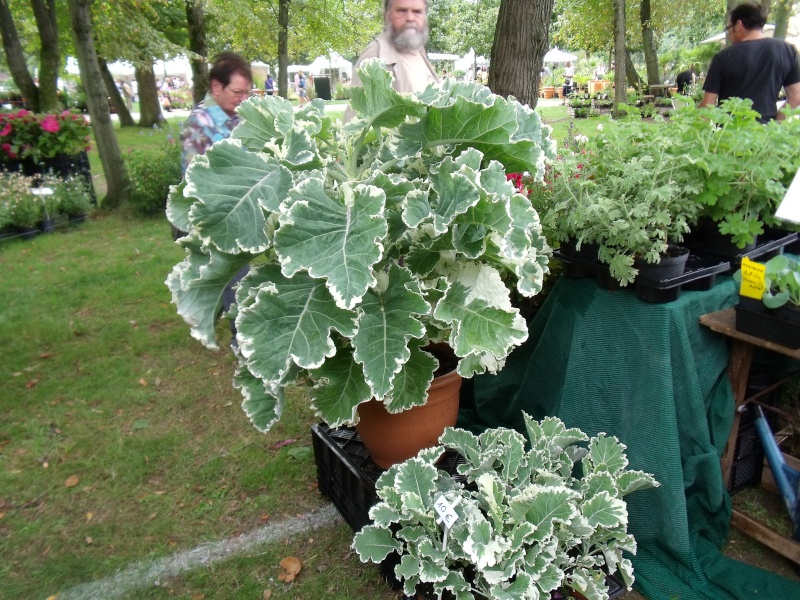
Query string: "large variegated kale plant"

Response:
xmin=166 ymin=59 xmax=556 ymax=433
xmin=353 ymin=413 xmax=659 ymax=600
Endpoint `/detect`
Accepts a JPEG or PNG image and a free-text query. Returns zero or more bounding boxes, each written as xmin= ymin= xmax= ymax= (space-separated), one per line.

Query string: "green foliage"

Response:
xmin=352 ymin=413 xmax=658 ymax=599
xmin=762 ymin=255 xmax=800 ymax=309
xmin=428 ymin=0 xmax=500 ymax=56
xmin=52 ymin=176 xmax=93 ymax=217
xmin=0 ymin=171 xmax=43 ymax=228
xmin=124 ymin=128 xmax=182 ymax=214
xmin=167 ymin=60 xmax=556 ymax=435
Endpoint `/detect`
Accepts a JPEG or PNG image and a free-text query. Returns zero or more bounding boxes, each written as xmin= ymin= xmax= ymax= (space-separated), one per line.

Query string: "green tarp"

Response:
xmin=458 ymin=275 xmax=800 ymax=599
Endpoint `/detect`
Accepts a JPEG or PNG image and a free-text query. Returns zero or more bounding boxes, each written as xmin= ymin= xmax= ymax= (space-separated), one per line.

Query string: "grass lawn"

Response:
xmin=3 ymin=103 xmax=797 ymax=600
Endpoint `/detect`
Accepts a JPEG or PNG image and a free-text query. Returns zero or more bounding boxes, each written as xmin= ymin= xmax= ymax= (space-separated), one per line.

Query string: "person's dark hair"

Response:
xmin=729 ymin=2 xmax=767 ymax=31
xmin=209 ymin=52 xmax=252 ymax=87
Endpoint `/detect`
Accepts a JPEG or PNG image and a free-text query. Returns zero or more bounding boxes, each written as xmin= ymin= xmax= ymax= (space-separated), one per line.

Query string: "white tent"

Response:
xmin=543 ymin=48 xmax=577 ymax=63
xmin=308 ymin=52 xmax=353 ymax=80
xmin=454 ymin=48 xmax=489 ymax=73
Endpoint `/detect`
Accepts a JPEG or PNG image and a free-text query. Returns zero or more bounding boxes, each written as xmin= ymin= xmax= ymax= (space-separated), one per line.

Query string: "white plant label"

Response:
xmin=434 ymin=495 xmax=460 ymax=528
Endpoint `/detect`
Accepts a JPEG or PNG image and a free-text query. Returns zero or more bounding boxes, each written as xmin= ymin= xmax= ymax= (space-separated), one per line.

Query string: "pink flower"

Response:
xmin=0 ymin=122 xmax=11 ymax=137
xmin=15 ymin=109 xmax=30 ymax=117
xmin=1 ymin=143 xmax=16 ymax=159
xmin=41 ymin=116 xmax=60 ymax=133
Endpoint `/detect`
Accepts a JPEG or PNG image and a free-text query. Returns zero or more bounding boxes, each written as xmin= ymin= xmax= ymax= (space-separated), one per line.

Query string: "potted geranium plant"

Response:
xmin=352 ymin=412 xmax=659 ymax=600
xmin=0 ymin=109 xmax=91 ymax=164
xmin=166 ymin=60 xmax=556 ymax=456
xmin=676 ymin=99 xmax=800 ymax=251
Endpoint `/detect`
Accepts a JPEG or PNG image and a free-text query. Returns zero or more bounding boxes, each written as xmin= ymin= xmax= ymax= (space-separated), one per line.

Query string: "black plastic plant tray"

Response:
xmin=554 ymin=250 xmax=730 ymax=303
xmin=686 ymin=228 xmax=799 ymax=270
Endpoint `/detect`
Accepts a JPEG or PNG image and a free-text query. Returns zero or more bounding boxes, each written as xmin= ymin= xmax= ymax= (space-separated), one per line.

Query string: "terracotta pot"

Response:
xmin=542 ymin=86 xmax=555 ymax=99
xmin=356 ymin=368 xmax=462 ymax=469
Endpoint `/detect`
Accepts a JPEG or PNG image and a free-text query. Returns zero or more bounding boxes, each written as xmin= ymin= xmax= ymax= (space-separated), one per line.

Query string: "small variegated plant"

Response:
xmin=352 ymin=413 xmax=658 ymax=600
xmin=166 ymin=59 xmax=556 ymax=434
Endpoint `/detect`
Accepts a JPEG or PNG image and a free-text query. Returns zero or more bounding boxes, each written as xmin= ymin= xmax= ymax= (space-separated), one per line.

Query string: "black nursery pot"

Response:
xmin=634 ymin=245 xmax=690 ymax=282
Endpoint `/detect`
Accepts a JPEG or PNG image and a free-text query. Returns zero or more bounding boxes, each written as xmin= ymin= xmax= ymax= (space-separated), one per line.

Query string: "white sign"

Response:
xmin=434 ymin=495 xmax=460 ymax=528
xmin=776 ymin=168 xmax=800 ymax=225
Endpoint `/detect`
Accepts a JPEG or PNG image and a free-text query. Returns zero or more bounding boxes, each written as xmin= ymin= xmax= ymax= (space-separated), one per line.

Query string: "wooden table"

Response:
xmin=648 ymin=84 xmax=672 ymax=98
xmin=699 ymin=307 xmax=800 ymax=565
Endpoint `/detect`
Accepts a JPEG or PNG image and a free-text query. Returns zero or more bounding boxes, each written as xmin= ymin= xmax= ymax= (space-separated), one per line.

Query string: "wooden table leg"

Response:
xmin=721 ymin=339 xmax=754 ymax=487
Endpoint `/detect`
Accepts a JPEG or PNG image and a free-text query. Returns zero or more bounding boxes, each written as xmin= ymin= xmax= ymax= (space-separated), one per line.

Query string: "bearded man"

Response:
xmin=345 ymin=0 xmax=438 ymax=120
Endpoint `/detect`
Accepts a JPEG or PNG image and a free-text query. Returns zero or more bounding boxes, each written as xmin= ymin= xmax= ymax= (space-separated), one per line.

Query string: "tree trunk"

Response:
xmin=0 ymin=0 xmax=39 ymax=111
xmin=30 ymin=0 xmax=60 ymax=112
xmin=488 ymin=0 xmax=555 ymax=107
xmin=186 ymin=0 xmax=208 ymax=105
xmin=639 ymin=0 xmax=659 ymax=86
xmin=772 ymin=0 xmax=791 ymax=39
xmin=99 ymin=58 xmax=135 ymax=127
xmin=625 ymin=48 xmax=645 ymax=92
xmin=612 ymin=0 xmax=626 ymax=118
xmin=278 ymin=0 xmax=289 ymax=98
xmin=67 ymin=0 xmax=129 ymax=209
xmin=135 ymin=65 xmax=164 ymax=128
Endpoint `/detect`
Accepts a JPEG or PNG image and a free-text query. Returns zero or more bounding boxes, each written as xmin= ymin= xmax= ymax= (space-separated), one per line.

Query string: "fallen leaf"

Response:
xmin=46 ymin=596 xmax=58 ymax=600
xmin=86 ymin=512 xmax=93 ymax=522
xmin=154 ymin=490 xmax=166 ymax=495
xmin=64 ymin=475 xmax=79 ymax=488
xmin=26 ymin=379 xmax=39 ymax=389
xmin=40 ymin=353 xmax=53 ymax=359
xmin=85 ymin=536 xmax=93 ymax=544
xmin=148 ymin=512 xmax=157 ymax=520
xmin=41 ymin=545 xmax=51 ymax=557
xmin=0 ymin=512 xmax=5 ymax=520
xmin=263 ymin=590 xmax=273 ymax=600
xmin=274 ymin=438 xmax=296 ymax=450
xmin=259 ymin=513 xmax=270 ymax=524
xmin=42 ymin=460 xmax=49 ymax=469
xmin=129 ymin=320 xmax=138 ymax=328
xmin=190 ymin=594 xmax=204 ymax=600
xmin=13 ymin=372 xmax=23 ymax=377
xmin=278 ymin=556 xmax=302 ymax=582
xmin=138 ymin=378 xmax=148 ymax=386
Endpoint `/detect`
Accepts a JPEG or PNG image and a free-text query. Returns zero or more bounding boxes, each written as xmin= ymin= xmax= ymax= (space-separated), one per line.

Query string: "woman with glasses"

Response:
xmin=180 ymin=52 xmax=253 ymax=173
xmin=176 ymin=52 xmax=254 ymax=348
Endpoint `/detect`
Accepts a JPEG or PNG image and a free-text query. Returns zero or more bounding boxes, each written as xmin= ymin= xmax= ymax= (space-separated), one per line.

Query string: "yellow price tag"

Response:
xmin=739 ymin=256 xmax=766 ymax=299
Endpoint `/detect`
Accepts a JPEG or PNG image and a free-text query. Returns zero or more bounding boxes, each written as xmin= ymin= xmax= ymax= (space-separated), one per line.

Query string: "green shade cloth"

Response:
xmin=458 ymin=275 xmax=800 ymax=599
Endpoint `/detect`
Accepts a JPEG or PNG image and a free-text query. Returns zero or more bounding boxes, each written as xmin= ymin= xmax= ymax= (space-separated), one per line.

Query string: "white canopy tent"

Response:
xmin=307 ymin=52 xmax=353 ymax=80
xmin=542 ymin=48 xmax=577 ymax=63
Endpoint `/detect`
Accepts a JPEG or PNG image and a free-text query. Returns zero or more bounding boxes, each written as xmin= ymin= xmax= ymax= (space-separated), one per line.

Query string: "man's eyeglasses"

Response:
xmin=725 ymin=22 xmax=736 ymax=31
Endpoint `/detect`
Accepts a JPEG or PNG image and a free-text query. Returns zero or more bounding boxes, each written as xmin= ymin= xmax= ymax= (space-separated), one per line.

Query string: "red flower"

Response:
xmin=1 ymin=143 xmax=17 ymax=159
xmin=41 ymin=116 xmax=60 ymax=133
xmin=0 ymin=122 xmax=11 ymax=137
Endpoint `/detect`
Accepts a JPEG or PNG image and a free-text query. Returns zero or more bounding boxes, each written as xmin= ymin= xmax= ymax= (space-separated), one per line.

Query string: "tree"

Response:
xmin=0 ymin=0 xmax=60 ymax=112
xmin=30 ymin=0 xmax=59 ymax=111
xmin=639 ymin=0 xmax=658 ymax=84
xmin=186 ymin=0 xmax=207 ymax=105
xmin=613 ymin=0 xmax=627 ymax=116
xmin=488 ymin=0 xmax=555 ymax=107
xmin=428 ymin=0 xmax=500 ymax=56
xmin=68 ymin=0 xmax=129 ymax=208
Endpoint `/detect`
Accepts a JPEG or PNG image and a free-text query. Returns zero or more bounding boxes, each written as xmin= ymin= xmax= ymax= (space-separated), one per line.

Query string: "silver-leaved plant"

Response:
xmin=166 ymin=59 xmax=557 ymax=433
xmin=352 ymin=413 xmax=658 ymax=600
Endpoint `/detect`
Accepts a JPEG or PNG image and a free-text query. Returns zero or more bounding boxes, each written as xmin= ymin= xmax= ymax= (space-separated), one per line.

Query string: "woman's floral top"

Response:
xmin=180 ymin=94 xmax=240 ymax=173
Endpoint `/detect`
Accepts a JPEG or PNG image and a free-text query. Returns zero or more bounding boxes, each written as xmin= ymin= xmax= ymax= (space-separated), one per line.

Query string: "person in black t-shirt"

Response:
xmin=700 ymin=2 xmax=800 ymax=122
xmin=676 ymin=67 xmax=696 ymax=95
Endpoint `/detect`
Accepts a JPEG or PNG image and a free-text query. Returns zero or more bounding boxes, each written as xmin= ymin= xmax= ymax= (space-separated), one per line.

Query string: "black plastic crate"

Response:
xmin=728 ymin=408 xmax=766 ymax=493
xmin=312 ymin=423 xmax=467 ymax=531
